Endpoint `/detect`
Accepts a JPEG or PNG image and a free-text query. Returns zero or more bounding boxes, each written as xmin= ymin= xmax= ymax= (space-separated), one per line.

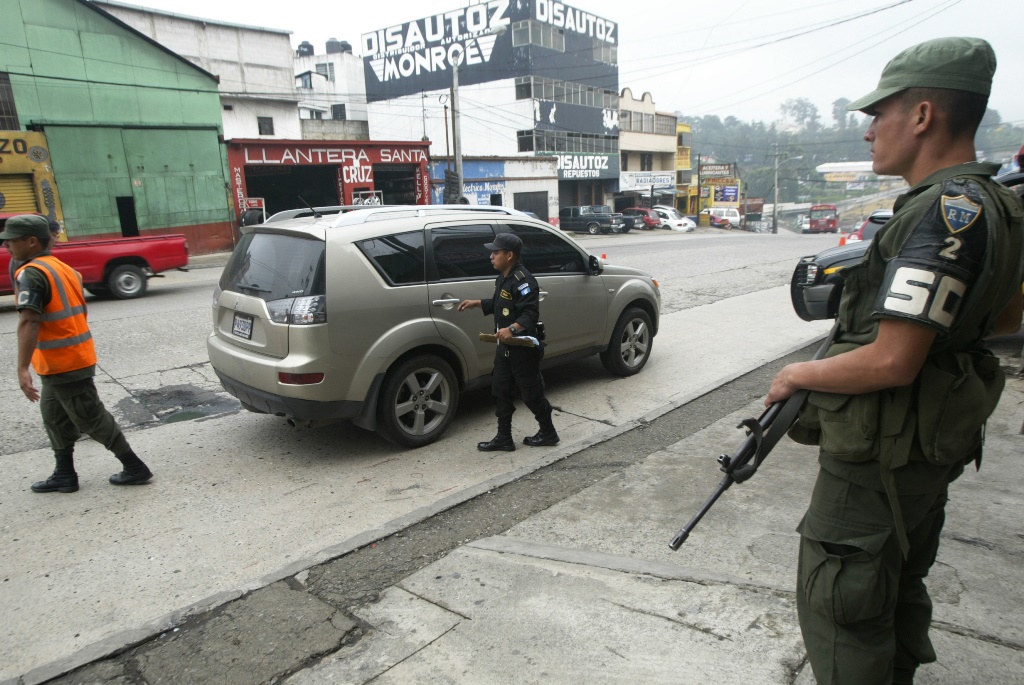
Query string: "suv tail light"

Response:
xmin=266 ymin=295 xmax=327 ymax=324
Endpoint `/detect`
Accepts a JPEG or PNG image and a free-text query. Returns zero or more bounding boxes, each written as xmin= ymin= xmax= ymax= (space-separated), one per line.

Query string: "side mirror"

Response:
xmin=588 ymin=254 xmax=602 ymax=276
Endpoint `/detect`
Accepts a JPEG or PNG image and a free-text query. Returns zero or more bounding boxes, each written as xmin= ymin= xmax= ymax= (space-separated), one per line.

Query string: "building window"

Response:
xmin=223 ymin=104 xmax=234 ymax=111
xmin=676 ymin=170 xmax=692 ymax=184
xmin=517 ymin=130 xmax=535 ymax=152
xmin=331 ymin=104 xmax=347 ymax=120
xmin=297 ymin=73 xmax=313 ymax=89
xmin=592 ymin=42 xmax=617 ymax=65
xmin=0 ymin=73 xmax=18 ymax=130
xmin=656 ymin=114 xmax=676 ymax=136
xmin=621 ymin=153 xmax=629 ymax=171
xmin=315 ymin=62 xmax=335 ymax=81
xmin=515 ymin=75 xmax=617 ymax=109
xmin=677 ymin=132 xmax=692 ymax=148
xmin=511 ymin=20 xmax=565 ymax=52
xmin=309 ymin=110 xmax=323 ymax=120
xmin=257 ymin=116 xmax=275 ymax=135
xmin=515 ymin=77 xmax=532 ymax=100
xmin=619 ymin=110 xmax=631 ymax=131
xmin=640 ymin=154 xmax=653 ymax=171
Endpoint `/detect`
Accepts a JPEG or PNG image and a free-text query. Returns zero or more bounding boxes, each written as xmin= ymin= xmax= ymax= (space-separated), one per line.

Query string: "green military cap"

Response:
xmin=847 ymin=37 xmax=996 ymax=113
xmin=0 ymin=214 xmax=51 ymax=241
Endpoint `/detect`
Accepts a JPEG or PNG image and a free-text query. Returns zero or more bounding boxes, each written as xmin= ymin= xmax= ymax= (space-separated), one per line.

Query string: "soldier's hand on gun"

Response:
xmin=766 ymin=364 xmax=801 ymax=406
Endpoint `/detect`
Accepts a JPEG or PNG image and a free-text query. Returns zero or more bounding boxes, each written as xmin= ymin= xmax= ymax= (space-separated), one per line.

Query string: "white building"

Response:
xmin=94 ymin=1 xmax=300 ymax=140
xmin=294 ymin=39 xmax=370 ymax=140
xmin=615 ymin=88 xmax=677 ymax=210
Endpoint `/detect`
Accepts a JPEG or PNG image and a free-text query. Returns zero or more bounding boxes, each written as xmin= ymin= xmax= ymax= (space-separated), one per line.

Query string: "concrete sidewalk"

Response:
xmin=286 ymin=345 xmax=1024 ymax=684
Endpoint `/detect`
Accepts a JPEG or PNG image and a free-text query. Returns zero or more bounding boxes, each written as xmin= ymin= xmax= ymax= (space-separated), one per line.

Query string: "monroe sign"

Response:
xmin=363 ymin=0 xmax=617 ymax=101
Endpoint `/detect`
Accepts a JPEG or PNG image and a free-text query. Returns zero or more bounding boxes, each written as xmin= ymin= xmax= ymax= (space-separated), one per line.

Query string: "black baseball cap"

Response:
xmin=483 ymin=232 xmax=522 ymax=253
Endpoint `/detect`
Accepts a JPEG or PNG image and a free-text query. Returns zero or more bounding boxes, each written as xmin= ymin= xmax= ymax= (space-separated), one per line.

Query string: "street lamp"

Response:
xmin=772 ymin=153 xmax=803 ymax=234
xmin=450 ymin=26 xmax=506 ymax=203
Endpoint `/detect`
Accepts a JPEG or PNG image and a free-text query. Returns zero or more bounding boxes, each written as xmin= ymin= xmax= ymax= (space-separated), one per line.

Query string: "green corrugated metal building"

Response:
xmin=0 ymin=0 xmax=234 ymax=253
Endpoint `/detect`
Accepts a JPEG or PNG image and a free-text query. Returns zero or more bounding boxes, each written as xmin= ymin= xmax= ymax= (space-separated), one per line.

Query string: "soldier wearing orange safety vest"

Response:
xmin=3 ymin=214 xmax=153 ymax=493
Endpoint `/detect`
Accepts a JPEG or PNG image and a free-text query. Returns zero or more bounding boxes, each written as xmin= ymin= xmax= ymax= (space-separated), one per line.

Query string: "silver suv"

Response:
xmin=208 ymin=206 xmax=661 ymax=447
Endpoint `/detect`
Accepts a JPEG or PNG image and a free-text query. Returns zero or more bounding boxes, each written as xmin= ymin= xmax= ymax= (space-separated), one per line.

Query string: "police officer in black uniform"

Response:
xmin=458 ymin=232 xmax=559 ymax=452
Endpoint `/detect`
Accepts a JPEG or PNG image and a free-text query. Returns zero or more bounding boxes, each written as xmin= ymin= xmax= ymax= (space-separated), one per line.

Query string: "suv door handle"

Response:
xmin=431 ymin=298 xmax=461 ymax=307
xmin=539 ymin=290 xmax=548 ymax=301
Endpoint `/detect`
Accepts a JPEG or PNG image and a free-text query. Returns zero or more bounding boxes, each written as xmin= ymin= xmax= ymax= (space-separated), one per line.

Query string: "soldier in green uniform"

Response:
xmin=3 ymin=214 xmax=153 ymax=493
xmin=767 ymin=38 xmax=1024 ymax=684
xmin=458 ymin=232 xmax=559 ymax=452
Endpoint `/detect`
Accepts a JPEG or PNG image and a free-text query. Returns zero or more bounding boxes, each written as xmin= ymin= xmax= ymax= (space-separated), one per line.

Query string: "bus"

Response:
xmin=808 ymin=204 xmax=838 ymax=233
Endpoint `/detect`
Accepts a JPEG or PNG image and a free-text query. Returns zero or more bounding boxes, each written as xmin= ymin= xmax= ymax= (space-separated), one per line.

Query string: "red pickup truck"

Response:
xmin=1 ymin=234 xmax=189 ymax=299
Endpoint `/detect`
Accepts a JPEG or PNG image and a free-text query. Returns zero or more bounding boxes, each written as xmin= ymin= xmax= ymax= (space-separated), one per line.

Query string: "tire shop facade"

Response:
xmin=226 ymin=139 xmax=432 ymax=215
xmin=363 ymin=0 xmax=620 ymax=221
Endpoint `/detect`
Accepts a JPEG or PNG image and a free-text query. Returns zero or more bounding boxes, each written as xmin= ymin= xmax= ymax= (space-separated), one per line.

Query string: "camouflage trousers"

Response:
xmin=40 ymin=377 xmax=130 ymax=457
xmin=796 ymin=467 xmax=948 ymax=685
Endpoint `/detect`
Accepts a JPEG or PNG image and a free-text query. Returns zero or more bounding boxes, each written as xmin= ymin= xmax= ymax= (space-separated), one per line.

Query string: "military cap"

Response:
xmin=847 ymin=37 xmax=996 ymax=113
xmin=484 ymin=232 xmax=523 ymax=253
xmin=0 ymin=214 xmax=52 ymax=241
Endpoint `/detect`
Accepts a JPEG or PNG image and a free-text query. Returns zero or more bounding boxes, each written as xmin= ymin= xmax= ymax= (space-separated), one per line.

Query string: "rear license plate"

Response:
xmin=232 ymin=313 xmax=253 ymax=340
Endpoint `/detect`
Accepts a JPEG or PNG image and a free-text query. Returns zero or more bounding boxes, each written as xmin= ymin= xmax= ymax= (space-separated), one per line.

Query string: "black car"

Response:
xmin=791 ymin=171 xmax=1024 ymax=321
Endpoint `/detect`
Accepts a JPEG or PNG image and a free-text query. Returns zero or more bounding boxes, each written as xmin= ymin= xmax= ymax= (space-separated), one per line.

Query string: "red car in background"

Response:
xmin=620 ymin=207 xmax=661 ymax=230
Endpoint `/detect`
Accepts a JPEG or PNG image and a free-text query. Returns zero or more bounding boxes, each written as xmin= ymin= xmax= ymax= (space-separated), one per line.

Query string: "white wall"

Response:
xmin=295 ymin=50 xmax=369 ymax=122
xmin=96 ymin=1 xmax=300 ymax=139
xmin=368 ymin=79 xmax=533 ymax=157
xmin=221 ymin=98 xmax=303 ymax=139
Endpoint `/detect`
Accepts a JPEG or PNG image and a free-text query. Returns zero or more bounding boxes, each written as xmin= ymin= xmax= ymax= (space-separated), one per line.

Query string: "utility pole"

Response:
xmin=451 ymin=63 xmax=463 ymax=201
xmin=420 ymin=92 xmax=428 ymax=142
xmin=772 ymin=147 xmax=803 ymax=234
xmin=772 ymin=144 xmax=780 ymax=234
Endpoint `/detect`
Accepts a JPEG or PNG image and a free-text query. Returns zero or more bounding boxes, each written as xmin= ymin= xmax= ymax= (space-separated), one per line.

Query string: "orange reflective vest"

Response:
xmin=15 ymin=255 xmax=96 ymax=376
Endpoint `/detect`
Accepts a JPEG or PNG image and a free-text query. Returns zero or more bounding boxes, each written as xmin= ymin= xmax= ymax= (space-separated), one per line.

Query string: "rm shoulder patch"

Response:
xmin=940 ymin=194 xmax=982 ymax=234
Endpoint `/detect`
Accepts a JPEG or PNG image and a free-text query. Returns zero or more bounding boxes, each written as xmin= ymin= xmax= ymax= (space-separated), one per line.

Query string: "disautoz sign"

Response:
xmin=554 ymin=154 xmax=618 ymax=180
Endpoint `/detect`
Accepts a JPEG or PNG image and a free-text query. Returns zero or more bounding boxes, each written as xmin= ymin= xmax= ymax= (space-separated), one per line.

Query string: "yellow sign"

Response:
xmin=704 ymin=177 xmax=737 ymax=186
xmin=0 ymin=131 xmax=64 ymax=237
xmin=824 ymin=172 xmax=858 ymax=182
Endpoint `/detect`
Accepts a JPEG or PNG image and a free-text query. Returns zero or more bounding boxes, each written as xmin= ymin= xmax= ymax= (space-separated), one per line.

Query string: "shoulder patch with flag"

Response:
xmin=517 ymin=281 xmax=531 ymax=296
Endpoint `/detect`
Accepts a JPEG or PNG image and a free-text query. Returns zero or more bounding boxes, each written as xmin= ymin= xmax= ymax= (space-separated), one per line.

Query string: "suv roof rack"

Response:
xmin=330 ymin=204 xmax=530 ymax=227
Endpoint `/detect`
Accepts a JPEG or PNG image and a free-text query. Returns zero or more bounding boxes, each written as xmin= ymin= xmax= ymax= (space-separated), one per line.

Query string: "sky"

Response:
xmin=126 ymin=0 xmax=1024 ymax=127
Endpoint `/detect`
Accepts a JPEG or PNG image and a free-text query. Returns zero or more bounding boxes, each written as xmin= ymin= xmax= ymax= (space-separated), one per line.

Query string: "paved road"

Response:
xmin=0 ymin=230 xmax=839 ymax=682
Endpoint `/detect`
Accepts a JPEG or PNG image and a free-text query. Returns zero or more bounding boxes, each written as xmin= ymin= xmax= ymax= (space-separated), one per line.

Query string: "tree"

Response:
xmin=832 ymin=98 xmax=851 ymax=129
xmin=780 ymin=98 xmax=821 ymax=132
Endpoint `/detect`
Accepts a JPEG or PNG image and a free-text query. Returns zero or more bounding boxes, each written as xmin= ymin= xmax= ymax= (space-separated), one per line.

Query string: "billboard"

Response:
xmin=539 ymin=152 xmax=619 ymax=180
xmin=535 ymin=101 xmax=618 ymax=136
xmin=363 ymin=0 xmax=618 ymax=101
xmin=619 ymin=171 xmax=674 ymax=192
xmin=699 ymin=163 xmax=732 ymax=178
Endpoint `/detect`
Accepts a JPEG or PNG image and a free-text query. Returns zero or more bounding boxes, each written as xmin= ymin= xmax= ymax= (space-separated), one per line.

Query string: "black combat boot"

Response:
xmin=478 ymin=417 xmax=515 ymax=452
xmin=524 ymin=415 xmax=559 ymax=447
xmin=109 ymin=450 xmax=153 ymax=485
xmin=31 ymin=450 xmax=79 ymax=493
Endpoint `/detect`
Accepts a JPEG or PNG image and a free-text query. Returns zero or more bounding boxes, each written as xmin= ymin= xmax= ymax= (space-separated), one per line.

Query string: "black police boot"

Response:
xmin=478 ymin=417 xmax=515 ymax=452
xmin=109 ymin=450 xmax=153 ymax=485
xmin=31 ymin=450 xmax=79 ymax=493
xmin=523 ymin=416 xmax=559 ymax=447
xmin=477 ymin=434 xmax=516 ymax=451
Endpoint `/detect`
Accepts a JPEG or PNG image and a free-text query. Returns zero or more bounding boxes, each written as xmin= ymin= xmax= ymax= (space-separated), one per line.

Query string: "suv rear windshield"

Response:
xmin=220 ymin=232 xmax=326 ymax=300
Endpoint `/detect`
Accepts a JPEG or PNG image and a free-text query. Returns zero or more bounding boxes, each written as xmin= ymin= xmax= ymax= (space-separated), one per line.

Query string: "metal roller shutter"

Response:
xmin=0 ymin=174 xmax=37 ymax=213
